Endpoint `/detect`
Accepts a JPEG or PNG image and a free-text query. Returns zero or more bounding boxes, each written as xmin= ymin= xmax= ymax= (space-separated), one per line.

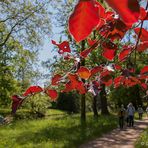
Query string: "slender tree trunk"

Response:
xmin=81 ymin=94 xmax=86 ymax=122
xmin=92 ymin=95 xmax=99 ymax=117
xmin=100 ymin=84 xmax=109 ymax=115
xmin=134 ymin=85 xmax=142 ymax=108
xmin=80 ymin=40 xmax=86 ymax=122
xmin=92 ymin=30 xmax=99 ymax=118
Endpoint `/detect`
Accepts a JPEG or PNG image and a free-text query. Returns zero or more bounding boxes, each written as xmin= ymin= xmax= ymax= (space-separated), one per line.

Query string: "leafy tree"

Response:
xmin=0 ymin=0 xmax=52 ymax=106
xmin=0 ymin=0 xmax=51 ymax=49
xmin=48 ymin=0 xmax=148 ymax=122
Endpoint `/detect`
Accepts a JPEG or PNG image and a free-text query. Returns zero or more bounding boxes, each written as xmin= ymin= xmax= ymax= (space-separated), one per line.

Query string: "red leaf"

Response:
xmin=90 ymin=66 xmax=102 ymax=77
xmin=68 ymin=73 xmax=78 ymax=83
xmin=68 ymin=0 xmax=100 ymax=42
xmin=118 ymin=46 xmax=131 ymax=61
xmin=130 ymin=76 xmax=141 ymax=84
xmin=103 ymin=79 xmax=113 ymax=87
xmin=105 ymin=0 xmax=140 ymax=27
xmin=124 ymin=78 xmax=132 ymax=86
xmin=123 ymin=77 xmax=140 ymax=87
xmin=62 ymin=82 xmax=74 ymax=93
xmin=139 ymin=75 xmax=148 ymax=80
xmin=100 ymin=70 xmax=111 ymax=78
xmin=94 ymin=1 xmax=106 ymax=18
xmin=76 ymin=81 xmax=87 ymax=94
xmin=77 ymin=66 xmax=91 ymax=79
xmin=114 ymin=76 xmax=124 ymax=88
xmin=46 ymin=89 xmax=58 ymax=101
xmin=139 ymin=7 xmax=148 ymax=20
xmin=51 ymin=74 xmax=62 ymax=85
xmin=52 ymin=40 xmax=71 ymax=54
xmin=102 ymin=49 xmax=116 ymax=61
xmin=134 ymin=28 xmax=148 ymax=42
xmin=80 ymin=48 xmax=93 ymax=58
xmin=141 ymin=83 xmax=147 ymax=90
xmin=80 ymin=40 xmax=99 ymax=58
xmin=11 ymin=95 xmax=24 ymax=114
xmin=140 ymin=66 xmax=148 ymax=74
xmin=137 ymin=41 xmax=148 ymax=52
xmin=113 ymin=64 xmax=122 ymax=70
xmin=87 ymin=38 xmax=97 ymax=46
xmin=107 ymin=19 xmax=128 ymax=41
xmin=63 ymin=74 xmax=86 ymax=94
xmin=23 ymin=86 xmax=43 ymax=96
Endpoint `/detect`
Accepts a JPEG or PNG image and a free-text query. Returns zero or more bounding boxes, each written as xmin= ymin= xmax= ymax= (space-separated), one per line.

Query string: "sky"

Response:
xmin=37 ymin=1 xmax=69 ymax=86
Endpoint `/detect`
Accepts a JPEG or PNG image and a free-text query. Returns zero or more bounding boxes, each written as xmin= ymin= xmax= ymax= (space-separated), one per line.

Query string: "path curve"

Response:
xmin=80 ymin=118 xmax=148 ymax=148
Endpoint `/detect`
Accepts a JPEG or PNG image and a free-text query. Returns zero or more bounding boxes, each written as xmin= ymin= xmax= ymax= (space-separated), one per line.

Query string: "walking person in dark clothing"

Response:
xmin=118 ymin=104 xmax=126 ymax=129
xmin=127 ymin=103 xmax=135 ymax=127
xmin=137 ymin=105 xmax=144 ymax=120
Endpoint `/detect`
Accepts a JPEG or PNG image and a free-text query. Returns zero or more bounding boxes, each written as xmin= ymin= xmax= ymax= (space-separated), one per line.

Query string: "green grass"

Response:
xmin=134 ymin=112 xmax=146 ymax=120
xmin=135 ymin=128 xmax=148 ymax=148
xmin=0 ymin=109 xmax=118 ymax=148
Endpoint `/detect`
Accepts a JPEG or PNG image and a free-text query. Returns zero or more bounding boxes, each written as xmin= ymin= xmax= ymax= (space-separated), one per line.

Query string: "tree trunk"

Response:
xmin=80 ymin=40 xmax=86 ymax=122
xmin=81 ymin=94 xmax=86 ymax=122
xmin=134 ymin=85 xmax=142 ymax=108
xmin=100 ymin=84 xmax=109 ymax=115
xmin=92 ymin=95 xmax=99 ymax=117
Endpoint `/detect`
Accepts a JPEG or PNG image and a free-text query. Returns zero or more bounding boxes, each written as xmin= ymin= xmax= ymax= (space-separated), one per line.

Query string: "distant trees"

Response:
xmin=0 ymin=0 xmax=52 ymax=106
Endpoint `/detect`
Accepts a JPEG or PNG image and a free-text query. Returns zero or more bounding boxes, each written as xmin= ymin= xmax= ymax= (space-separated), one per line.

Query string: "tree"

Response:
xmin=0 ymin=0 xmax=53 ymax=106
xmin=0 ymin=0 xmax=51 ymax=49
xmin=48 ymin=0 xmax=148 ymax=122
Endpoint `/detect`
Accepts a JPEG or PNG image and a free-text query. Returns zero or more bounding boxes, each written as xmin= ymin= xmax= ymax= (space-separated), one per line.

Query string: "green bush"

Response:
xmin=24 ymin=93 xmax=50 ymax=118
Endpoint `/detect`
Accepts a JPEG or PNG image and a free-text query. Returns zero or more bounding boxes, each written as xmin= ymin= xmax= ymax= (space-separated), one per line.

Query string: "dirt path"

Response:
xmin=80 ymin=118 xmax=148 ymax=148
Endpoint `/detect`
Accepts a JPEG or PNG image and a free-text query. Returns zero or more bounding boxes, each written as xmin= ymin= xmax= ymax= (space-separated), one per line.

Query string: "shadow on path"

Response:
xmin=80 ymin=118 xmax=148 ymax=148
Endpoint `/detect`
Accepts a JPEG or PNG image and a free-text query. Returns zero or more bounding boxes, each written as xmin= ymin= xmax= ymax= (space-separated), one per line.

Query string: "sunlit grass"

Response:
xmin=0 ymin=109 xmax=118 ymax=148
xmin=135 ymin=128 xmax=148 ymax=148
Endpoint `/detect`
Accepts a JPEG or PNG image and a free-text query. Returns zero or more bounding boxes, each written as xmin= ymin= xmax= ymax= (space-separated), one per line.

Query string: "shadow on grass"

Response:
xmin=15 ymin=115 xmax=117 ymax=148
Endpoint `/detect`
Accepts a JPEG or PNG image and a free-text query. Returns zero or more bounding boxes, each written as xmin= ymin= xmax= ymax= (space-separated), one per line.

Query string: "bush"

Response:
xmin=24 ymin=93 xmax=50 ymax=118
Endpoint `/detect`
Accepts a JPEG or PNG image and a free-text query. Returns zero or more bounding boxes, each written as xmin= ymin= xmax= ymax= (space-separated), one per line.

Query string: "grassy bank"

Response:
xmin=0 ymin=109 xmax=118 ymax=148
xmin=135 ymin=128 xmax=148 ymax=148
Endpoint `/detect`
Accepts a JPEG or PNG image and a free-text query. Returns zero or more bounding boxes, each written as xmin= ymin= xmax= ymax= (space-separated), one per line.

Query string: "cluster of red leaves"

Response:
xmin=51 ymin=0 xmax=148 ymax=96
xmin=11 ymin=85 xmax=59 ymax=113
xmin=68 ymin=0 xmax=140 ymax=42
xmin=11 ymin=0 xmax=148 ymax=114
xmin=111 ymin=65 xmax=148 ymax=90
xmin=134 ymin=28 xmax=148 ymax=52
xmin=23 ymin=86 xmax=43 ymax=96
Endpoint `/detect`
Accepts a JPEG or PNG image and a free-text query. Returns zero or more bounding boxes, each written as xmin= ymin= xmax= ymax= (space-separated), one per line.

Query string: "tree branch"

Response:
xmin=133 ymin=1 xmax=148 ymax=66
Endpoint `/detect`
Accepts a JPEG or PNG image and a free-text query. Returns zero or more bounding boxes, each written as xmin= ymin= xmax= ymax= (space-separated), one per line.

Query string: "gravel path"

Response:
xmin=80 ymin=118 xmax=148 ymax=148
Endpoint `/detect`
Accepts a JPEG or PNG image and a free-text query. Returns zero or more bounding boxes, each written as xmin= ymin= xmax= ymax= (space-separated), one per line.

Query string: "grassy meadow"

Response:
xmin=0 ymin=109 xmax=118 ymax=148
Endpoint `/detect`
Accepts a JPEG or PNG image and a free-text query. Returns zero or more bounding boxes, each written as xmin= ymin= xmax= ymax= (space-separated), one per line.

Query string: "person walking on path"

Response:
xmin=127 ymin=103 xmax=135 ymax=127
xmin=137 ymin=105 xmax=144 ymax=120
xmin=118 ymin=104 xmax=126 ymax=129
